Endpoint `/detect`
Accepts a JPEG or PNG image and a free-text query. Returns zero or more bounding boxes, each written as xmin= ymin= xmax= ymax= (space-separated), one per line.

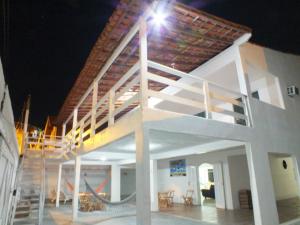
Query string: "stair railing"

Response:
xmin=38 ymin=140 xmax=46 ymax=225
xmin=8 ymin=133 xmax=28 ymax=225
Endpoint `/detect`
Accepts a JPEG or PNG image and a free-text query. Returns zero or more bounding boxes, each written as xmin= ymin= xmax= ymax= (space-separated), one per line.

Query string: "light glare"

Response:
xmin=152 ymin=11 xmax=167 ymax=27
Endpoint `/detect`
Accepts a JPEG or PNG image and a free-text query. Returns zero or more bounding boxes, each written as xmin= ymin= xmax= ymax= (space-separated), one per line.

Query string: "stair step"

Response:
xmin=16 ymin=205 xmax=30 ymax=211
xmin=22 ymin=194 xmax=40 ymax=198
xmin=13 ymin=217 xmax=38 ymax=225
xmin=14 ymin=210 xmax=30 ymax=218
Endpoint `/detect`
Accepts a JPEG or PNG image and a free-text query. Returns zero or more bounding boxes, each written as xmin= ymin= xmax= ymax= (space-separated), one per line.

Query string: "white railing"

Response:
xmin=64 ymin=62 xmax=141 ymax=149
xmin=61 ymin=15 xmax=252 ymax=153
xmin=24 ymin=134 xmax=69 ymax=159
xmin=62 ymin=60 xmax=251 ymax=152
xmin=147 ymin=60 xmax=251 ymax=126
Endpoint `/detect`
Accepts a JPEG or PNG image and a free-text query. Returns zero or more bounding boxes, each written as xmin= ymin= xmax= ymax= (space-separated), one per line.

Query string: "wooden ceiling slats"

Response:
xmin=56 ymin=0 xmax=251 ymax=124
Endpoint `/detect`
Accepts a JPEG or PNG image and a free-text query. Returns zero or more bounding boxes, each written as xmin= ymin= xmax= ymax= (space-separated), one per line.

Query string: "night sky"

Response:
xmin=1 ymin=0 xmax=299 ymax=127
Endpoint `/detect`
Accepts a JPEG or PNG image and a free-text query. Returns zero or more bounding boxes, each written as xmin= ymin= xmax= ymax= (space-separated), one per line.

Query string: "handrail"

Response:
xmin=148 ymin=60 xmax=243 ymax=97
xmin=38 ymin=154 xmax=45 ymax=225
xmin=9 ymin=154 xmax=25 ymax=225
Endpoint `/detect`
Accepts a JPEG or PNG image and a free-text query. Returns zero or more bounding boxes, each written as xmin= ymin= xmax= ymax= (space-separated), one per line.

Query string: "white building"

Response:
xmin=2 ymin=1 xmax=300 ymax=225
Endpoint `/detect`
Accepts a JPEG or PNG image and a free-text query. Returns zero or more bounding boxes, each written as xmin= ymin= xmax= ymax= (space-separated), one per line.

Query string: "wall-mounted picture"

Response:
xmin=170 ymin=159 xmax=186 ymax=177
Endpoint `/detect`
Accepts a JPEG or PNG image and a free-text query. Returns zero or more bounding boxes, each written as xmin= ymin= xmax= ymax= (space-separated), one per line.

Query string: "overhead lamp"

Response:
xmin=152 ymin=11 xmax=167 ymax=26
xmin=100 ymin=156 xmax=107 ymax=161
xmin=150 ymin=8 xmax=168 ymax=28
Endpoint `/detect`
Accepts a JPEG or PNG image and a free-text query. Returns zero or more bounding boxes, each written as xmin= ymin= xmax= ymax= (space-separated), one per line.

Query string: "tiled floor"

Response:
xmin=160 ymin=204 xmax=254 ymax=225
xmin=44 ymin=198 xmax=300 ymax=225
xmin=277 ymin=197 xmax=300 ymax=223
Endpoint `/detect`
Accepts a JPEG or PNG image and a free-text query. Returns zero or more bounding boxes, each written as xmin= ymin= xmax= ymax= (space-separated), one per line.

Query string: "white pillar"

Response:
xmin=135 ymin=125 xmax=151 ymax=225
xmin=62 ymin=124 xmax=66 ymax=138
xmin=56 ymin=164 xmax=62 ymax=208
xmin=139 ymin=16 xmax=148 ymax=109
xmin=235 ymin=47 xmax=251 ymax=97
xmin=108 ymin=89 xmax=115 ymax=126
xmin=111 ymin=164 xmax=121 ymax=202
xmin=72 ymin=156 xmax=81 ymax=221
xmin=150 ymin=159 xmax=159 ymax=212
xmin=72 ymin=108 xmax=78 ymax=148
xmin=91 ymin=81 xmax=98 ymax=137
xmin=246 ymin=143 xmax=279 ymax=225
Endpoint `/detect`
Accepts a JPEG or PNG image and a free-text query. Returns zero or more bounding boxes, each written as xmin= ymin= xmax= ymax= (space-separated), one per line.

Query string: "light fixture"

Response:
xmin=152 ymin=11 xmax=167 ymax=27
xmin=100 ymin=156 xmax=107 ymax=161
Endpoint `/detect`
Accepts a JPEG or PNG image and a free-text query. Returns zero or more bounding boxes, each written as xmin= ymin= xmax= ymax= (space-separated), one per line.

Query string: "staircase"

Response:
xmin=11 ymin=149 xmax=45 ymax=225
xmin=9 ymin=133 xmax=70 ymax=225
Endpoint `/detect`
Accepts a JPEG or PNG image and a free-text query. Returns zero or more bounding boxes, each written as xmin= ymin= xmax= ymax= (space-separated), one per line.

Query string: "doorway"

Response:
xmin=198 ymin=163 xmax=216 ymax=207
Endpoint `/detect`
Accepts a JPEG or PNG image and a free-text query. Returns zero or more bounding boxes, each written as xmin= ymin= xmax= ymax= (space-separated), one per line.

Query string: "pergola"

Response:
xmin=56 ymin=0 xmax=250 ymax=125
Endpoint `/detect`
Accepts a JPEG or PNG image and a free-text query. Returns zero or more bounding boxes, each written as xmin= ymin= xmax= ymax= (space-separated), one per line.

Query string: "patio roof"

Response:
xmin=56 ymin=0 xmax=251 ymax=125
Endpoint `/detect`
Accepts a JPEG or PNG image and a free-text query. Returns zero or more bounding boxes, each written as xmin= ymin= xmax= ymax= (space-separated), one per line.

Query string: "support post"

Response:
xmin=56 ymin=164 xmax=62 ymax=208
xmin=150 ymin=159 xmax=159 ymax=212
xmin=235 ymin=47 xmax=251 ymax=97
xmin=79 ymin=121 xmax=84 ymax=147
xmin=135 ymin=125 xmax=151 ymax=225
xmin=203 ymin=81 xmax=212 ymax=119
xmin=139 ymin=17 xmax=148 ymax=109
xmin=72 ymin=109 xmax=78 ymax=150
xmin=62 ymin=124 xmax=66 ymax=138
xmin=246 ymin=143 xmax=279 ymax=225
xmin=91 ymin=81 xmax=98 ymax=137
xmin=111 ymin=164 xmax=121 ymax=202
xmin=72 ymin=156 xmax=81 ymax=221
xmin=22 ymin=96 xmax=30 ymax=154
xmin=108 ymin=89 xmax=115 ymax=126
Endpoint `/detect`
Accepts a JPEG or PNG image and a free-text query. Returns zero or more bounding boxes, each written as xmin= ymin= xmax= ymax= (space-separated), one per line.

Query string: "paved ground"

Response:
xmin=44 ymin=198 xmax=300 ymax=225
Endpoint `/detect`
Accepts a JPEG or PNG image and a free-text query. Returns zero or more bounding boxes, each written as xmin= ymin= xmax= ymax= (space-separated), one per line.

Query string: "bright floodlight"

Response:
xmin=152 ymin=11 xmax=167 ymax=26
xmin=100 ymin=156 xmax=107 ymax=161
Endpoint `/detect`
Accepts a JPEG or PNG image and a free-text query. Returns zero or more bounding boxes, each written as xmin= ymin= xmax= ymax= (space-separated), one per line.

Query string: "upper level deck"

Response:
xmin=48 ymin=1 xmax=293 ymax=162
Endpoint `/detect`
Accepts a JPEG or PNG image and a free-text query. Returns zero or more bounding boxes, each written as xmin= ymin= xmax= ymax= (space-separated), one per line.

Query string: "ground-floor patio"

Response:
xmin=43 ymin=197 xmax=300 ymax=225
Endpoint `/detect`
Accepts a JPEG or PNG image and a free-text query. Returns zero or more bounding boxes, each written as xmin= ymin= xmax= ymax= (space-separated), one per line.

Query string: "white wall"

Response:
xmin=228 ymin=154 xmax=251 ymax=209
xmin=45 ymin=164 xmax=111 ymax=198
xmin=157 ymin=147 xmax=246 ymax=209
xmin=121 ymin=168 xmax=136 ymax=197
xmin=0 ymin=59 xmax=19 ymax=225
xmin=269 ymin=155 xmax=300 ymax=200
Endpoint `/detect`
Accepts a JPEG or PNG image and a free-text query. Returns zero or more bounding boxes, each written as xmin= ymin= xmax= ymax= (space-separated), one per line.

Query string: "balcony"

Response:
xmin=59 ymin=5 xmax=253 ymax=153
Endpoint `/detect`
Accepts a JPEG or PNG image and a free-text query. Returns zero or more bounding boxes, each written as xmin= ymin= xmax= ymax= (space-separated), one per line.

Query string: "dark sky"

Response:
xmin=1 ymin=0 xmax=299 ymax=127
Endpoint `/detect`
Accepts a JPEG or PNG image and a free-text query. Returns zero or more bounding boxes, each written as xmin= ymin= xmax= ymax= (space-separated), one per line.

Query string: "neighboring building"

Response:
xmin=2 ymin=1 xmax=300 ymax=225
xmin=0 ymin=59 xmax=19 ymax=225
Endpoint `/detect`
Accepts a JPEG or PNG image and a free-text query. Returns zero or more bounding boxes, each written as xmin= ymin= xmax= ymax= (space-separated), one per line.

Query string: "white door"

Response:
xmin=213 ymin=162 xmax=226 ymax=209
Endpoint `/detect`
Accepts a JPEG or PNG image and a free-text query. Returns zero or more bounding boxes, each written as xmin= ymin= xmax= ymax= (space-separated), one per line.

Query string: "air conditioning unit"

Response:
xmin=287 ymin=85 xmax=299 ymax=97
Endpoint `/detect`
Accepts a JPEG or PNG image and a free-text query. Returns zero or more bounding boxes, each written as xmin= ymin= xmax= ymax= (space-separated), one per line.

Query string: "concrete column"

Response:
xmin=195 ymin=166 xmax=202 ymax=205
xmin=62 ymin=124 xmax=66 ymax=138
xmin=246 ymin=143 xmax=279 ymax=225
xmin=139 ymin=16 xmax=148 ymax=109
xmin=72 ymin=156 xmax=81 ymax=221
xmin=56 ymin=164 xmax=62 ymax=208
xmin=90 ymin=81 xmax=98 ymax=137
xmin=111 ymin=164 xmax=121 ymax=202
xmin=150 ymin=159 xmax=159 ymax=212
xmin=235 ymin=47 xmax=251 ymax=97
xmin=135 ymin=125 xmax=151 ymax=225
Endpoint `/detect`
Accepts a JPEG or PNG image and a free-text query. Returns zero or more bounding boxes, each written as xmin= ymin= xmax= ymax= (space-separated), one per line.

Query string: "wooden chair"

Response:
xmin=168 ymin=190 xmax=175 ymax=206
xmin=79 ymin=194 xmax=93 ymax=212
xmin=158 ymin=192 xmax=169 ymax=208
xmin=50 ymin=189 xmax=66 ymax=203
xmin=79 ymin=193 xmax=105 ymax=212
xmin=182 ymin=190 xmax=194 ymax=206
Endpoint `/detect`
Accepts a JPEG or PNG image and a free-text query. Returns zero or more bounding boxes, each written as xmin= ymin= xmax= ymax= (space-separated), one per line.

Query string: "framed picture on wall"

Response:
xmin=170 ymin=159 xmax=187 ymax=177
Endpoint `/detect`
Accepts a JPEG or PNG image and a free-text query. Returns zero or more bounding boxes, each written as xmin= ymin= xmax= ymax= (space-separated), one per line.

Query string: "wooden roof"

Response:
xmin=56 ymin=0 xmax=251 ymax=125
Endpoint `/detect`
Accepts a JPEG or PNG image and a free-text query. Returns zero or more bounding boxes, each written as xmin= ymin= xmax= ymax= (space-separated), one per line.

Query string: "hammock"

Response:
xmin=84 ymin=179 xmax=136 ymax=205
xmin=65 ymin=177 xmax=109 ymax=193
xmin=66 ymin=179 xmax=74 ymax=192
xmin=95 ymin=178 xmax=109 ymax=193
